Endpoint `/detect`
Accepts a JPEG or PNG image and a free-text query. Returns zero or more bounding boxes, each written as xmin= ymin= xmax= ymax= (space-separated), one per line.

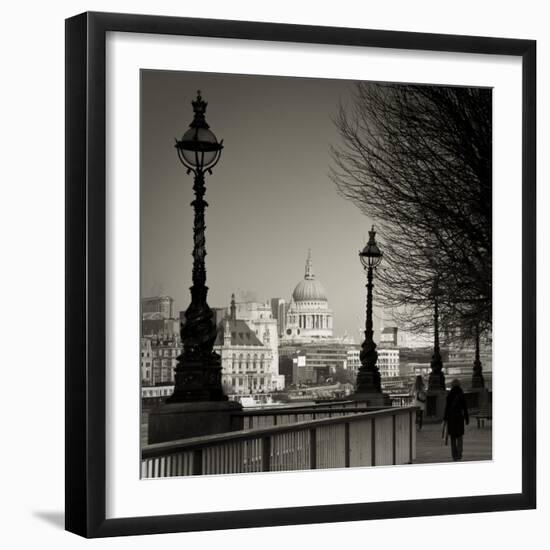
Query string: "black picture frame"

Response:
xmin=65 ymin=11 xmax=536 ymax=538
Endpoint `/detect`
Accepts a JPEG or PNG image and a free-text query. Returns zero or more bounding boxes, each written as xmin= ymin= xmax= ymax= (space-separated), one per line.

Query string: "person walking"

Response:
xmin=444 ymin=379 xmax=469 ymax=461
xmin=412 ymin=375 xmax=427 ymax=430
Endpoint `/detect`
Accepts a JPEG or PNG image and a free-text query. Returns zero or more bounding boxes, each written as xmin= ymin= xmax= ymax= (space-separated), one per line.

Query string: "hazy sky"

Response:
xmin=141 ymin=69 xmax=385 ymax=340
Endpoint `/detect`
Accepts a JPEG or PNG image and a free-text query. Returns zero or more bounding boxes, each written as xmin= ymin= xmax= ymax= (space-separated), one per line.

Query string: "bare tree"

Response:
xmin=330 ymin=82 xmax=492 ymax=339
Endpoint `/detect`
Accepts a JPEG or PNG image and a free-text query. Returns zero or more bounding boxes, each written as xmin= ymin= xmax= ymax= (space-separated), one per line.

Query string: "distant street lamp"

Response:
xmin=427 ymin=276 xmax=446 ymax=391
xmin=471 ymin=323 xmax=485 ymax=389
xmin=167 ymin=91 xmax=226 ymax=403
xmin=355 ymin=226 xmax=383 ymax=395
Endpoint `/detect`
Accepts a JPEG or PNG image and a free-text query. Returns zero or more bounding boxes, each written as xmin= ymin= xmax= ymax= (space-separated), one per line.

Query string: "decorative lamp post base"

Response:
xmin=426 ymin=360 xmax=446 ymax=422
xmin=148 ymin=400 xmax=243 ymax=444
xmin=427 ymin=371 xmax=446 ymax=392
xmin=352 ymin=369 xmax=391 ymax=406
xmin=471 ymin=358 xmax=485 ymax=390
xmin=167 ymin=353 xmax=227 ymax=404
xmin=425 ymin=388 xmax=447 ymax=421
xmin=471 ymin=374 xmax=485 ymax=390
xmin=147 ymin=352 xmax=243 ymax=444
xmin=470 ymin=368 xmax=488 ymax=410
xmin=426 ymin=349 xmax=447 ymax=421
xmin=350 ymin=391 xmax=391 ymax=407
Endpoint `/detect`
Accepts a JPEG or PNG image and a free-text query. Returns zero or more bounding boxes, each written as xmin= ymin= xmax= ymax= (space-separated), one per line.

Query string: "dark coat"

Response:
xmin=444 ymin=386 xmax=469 ymax=437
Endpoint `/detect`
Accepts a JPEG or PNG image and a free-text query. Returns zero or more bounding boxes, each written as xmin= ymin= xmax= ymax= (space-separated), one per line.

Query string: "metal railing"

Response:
xmin=236 ymin=400 xmax=376 ymax=429
xmin=141 ymin=406 xmax=417 ymax=478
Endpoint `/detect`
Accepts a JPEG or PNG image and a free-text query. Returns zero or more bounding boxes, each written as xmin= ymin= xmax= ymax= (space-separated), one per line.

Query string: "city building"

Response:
xmin=142 ymin=295 xmax=179 ymax=338
xmin=292 ymin=351 xmax=312 ymax=385
xmin=280 ymin=341 xmax=358 ymax=385
xmin=150 ymin=335 xmax=182 ymax=385
xmin=278 ymin=355 xmax=294 ymax=386
xmin=233 ymin=299 xmax=280 ymax=378
xmin=301 ymin=344 xmax=349 ymax=382
xmin=346 ymin=347 xmax=361 ymax=378
xmin=282 ymin=251 xmax=334 ymax=341
xmin=140 ymin=337 xmax=154 ymax=385
xmin=142 ymin=295 xmax=174 ymax=318
xmin=270 ymin=297 xmax=288 ymax=337
xmin=399 ymin=346 xmax=436 ymax=377
xmin=214 ymin=295 xmax=285 ymax=396
xmin=378 ymin=348 xmax=400 ymax=378
xmin=447 ymin=343 xmax=493 ymax=374
xmin=380 ymin=326 xmax=398 ymax=346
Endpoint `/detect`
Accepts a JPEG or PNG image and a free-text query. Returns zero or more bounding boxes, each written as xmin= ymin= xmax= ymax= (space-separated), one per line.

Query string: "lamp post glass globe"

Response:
xmin=359 ymin=226 xmax=383 ymax=269
xmin=175 ymin=90 xmax=223 ymax=173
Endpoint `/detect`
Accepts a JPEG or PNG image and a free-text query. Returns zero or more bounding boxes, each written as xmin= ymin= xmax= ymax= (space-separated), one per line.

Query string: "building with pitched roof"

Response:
xmin=214 ymin=294 xmax=285 ymax=396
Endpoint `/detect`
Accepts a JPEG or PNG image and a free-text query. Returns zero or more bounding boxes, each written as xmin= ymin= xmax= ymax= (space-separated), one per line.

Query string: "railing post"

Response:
xmin=310 ymin=428 xmax=317 ymax=469
xmin=409 ymin=409 xmax=414 ymax=464
xmin=344 ymin=422 xmax=350 ymax=468
xmin=192 ymin=449 xmax=203 ymax=475
xmin=371 ymin=417 xmax=376 ymax=466
xmin=392 ymin=413 xmax=397 ymax=465
xmin=262 ymin=436 xmax=271 ymax=472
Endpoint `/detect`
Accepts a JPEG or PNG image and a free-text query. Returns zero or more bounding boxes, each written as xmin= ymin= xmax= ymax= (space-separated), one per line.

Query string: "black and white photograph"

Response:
xmin=140 ymin=70 xmax=493 ymax=477
xmin=0 ymin=0 xmax=543 ymax=546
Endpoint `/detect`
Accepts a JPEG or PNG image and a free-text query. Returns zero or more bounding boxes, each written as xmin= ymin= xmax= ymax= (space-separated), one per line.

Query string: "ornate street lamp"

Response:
xmin=471 ymin=323 xmax=485 ymax=389
xmin=355 ymin=226 xmax=383 ymax=395
xmin=427 ymin=276 xmax=446 ymax=391
xmin=167 ymin=91 xmax=226 ymax=404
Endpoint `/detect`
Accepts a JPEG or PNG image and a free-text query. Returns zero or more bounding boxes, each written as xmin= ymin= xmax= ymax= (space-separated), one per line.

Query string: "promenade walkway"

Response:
xmin=414 ymin=420 xmax=492 ymax=464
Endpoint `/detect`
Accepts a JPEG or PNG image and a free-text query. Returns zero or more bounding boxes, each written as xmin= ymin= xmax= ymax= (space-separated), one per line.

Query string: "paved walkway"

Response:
xmin=414 ymin=420 xmax=492 ymax=464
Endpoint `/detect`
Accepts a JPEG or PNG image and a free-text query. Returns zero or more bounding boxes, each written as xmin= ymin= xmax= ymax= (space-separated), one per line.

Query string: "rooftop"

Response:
xmin=215 ymin=318 xmax=264 ymax=347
